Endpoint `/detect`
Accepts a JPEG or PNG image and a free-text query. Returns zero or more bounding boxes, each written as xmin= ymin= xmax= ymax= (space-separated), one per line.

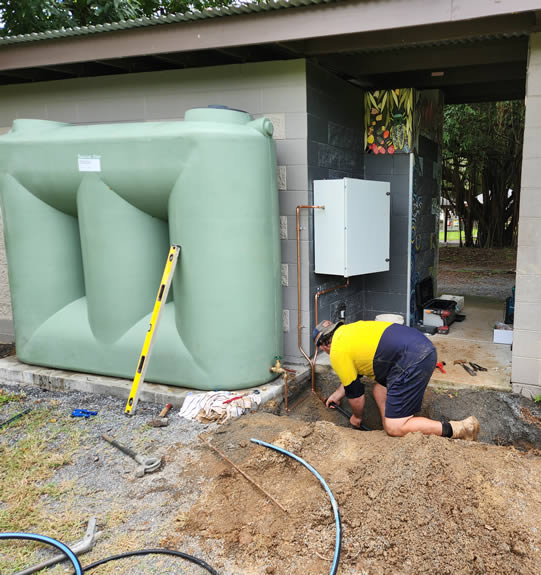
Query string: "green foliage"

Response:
xmin=442 ymin=101 xmax=524 ymax=248
xmin=534 ymin=395 xmax=541 ymax=404
xmin=444 ymin=101 xmax=524 ymax=164
xmin=0 ymin=390 xmax=23 ymax=406
xmin=0 ymin=0 xmax=242 ymax=36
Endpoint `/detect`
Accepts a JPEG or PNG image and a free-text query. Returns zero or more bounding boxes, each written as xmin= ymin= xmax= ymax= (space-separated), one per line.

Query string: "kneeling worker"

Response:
xmin=314 ymin=319 xmax=480 ymax=440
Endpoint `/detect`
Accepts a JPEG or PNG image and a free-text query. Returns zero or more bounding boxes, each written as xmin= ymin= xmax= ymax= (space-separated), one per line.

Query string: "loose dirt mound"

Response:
xmin=165 ymin=412 xmax=541 ymax=575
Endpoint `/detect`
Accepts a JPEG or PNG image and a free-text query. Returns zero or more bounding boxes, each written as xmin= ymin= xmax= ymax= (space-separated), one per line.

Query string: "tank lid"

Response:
xmin=185 ymin=106 xmax=252 ymax=125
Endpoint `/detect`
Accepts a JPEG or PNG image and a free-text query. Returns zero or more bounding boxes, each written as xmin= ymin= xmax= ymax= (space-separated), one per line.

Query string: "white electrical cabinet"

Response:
xmin=314 ymin=178 xmax=390 ymax=277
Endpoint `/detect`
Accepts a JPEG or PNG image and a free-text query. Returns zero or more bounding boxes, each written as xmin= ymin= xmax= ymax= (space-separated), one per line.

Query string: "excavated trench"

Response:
xmin=268 ymin=366 xmax=541 ymax=451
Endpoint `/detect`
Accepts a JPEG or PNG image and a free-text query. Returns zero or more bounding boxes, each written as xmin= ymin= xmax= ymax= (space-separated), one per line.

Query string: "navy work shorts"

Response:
xmin=383 ymin=347 xmax=437 ymax=419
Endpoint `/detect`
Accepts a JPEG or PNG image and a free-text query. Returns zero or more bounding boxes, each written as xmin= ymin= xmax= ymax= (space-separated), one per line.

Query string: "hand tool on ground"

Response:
xmin=453 ymin=360 xmax=477 ymax=376
xmin=328 ymin=401 xmax=372 ymax=431
xmin=102 ymin=434 xmax=162 ymax=477
xmin=159 ymin=403 xmax=173 ymax=417
xmin=469 ymin=362 xmax=487 ymax=372
xmin=0 ymin=407 xmax=32 ymax=429
xmin=15 ymin=517 xmax=98 ymax=575
xmin=200 ymin=435 xmax=287 ymax=513
xmin=435 ymin=361 xmax=447 ymax=374
xmin=125 ymin=245 xmax=181 ymax=415
xmin=149 ymin=403 xmax=173 ymax=427
xmin=71 ymin=409 xmax=98 ymax=419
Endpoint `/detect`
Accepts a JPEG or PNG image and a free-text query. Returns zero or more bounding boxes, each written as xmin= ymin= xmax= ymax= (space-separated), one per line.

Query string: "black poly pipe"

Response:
xmin=329 ymin=402 xmax=371 ymax=431
xmin=77 ymin=548 xmax=219 ymax=574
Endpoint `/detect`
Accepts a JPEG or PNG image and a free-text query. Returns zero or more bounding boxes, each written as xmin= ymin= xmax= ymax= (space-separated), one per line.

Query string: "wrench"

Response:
xmin=15 ymin=517 xmax=98 ymax=575
xmin=101 ymin=434 xmax=162 ymax=477
xmin=453 ymin=359 xmax=477 ymax=376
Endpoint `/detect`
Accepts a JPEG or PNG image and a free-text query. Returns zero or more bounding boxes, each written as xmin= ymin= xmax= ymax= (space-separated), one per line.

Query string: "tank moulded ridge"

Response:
xmin=0 ymin=108 xmax=282 ymax=390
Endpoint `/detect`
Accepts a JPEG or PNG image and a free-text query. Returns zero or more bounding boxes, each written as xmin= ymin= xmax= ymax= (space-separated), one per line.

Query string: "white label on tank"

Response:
xmin=78 ymin=155 xmax=101 ymax=172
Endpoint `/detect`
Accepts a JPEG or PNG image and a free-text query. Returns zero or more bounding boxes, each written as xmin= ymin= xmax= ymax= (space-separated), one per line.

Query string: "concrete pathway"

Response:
xmin=429 ymin=296 xmax=512 ymax=391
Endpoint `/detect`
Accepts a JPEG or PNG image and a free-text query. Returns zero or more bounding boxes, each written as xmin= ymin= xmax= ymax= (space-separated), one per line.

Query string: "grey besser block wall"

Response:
xmin=304 ymin=62 xmax=365 ymax=358
xmin=363 ymin=154 xmax=411 ymax=322
xmin=512 ymin=33 xmax=541 ymax=396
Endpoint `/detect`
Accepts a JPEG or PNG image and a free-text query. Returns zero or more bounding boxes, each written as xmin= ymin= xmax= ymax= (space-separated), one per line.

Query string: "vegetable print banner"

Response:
xmin=364 ymin=88 xmax=414 ymax=154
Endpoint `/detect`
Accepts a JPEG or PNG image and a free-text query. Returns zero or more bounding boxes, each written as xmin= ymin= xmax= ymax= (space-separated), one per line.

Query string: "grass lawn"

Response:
xmin=439 ymin=230 xmax=477 ymax=242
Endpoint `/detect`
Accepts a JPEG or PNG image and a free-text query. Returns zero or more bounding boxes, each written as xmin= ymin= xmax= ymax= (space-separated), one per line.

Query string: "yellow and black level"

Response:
xmin=125 ymin=244 xmax=181 ymax=415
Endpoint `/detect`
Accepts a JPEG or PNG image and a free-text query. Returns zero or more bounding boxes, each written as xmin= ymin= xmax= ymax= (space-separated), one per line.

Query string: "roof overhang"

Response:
xmin=1 ymin=0 xmax=540 ymax=103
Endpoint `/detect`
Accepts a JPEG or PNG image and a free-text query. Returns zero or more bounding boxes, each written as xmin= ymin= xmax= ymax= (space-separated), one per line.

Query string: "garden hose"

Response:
xmin=0 ymin=534 xmax=219 ymax=575
xmin=0 ymin=533 xmax=82 ymax=575
xmin=251 ymin=438 xmax=341 ymax=575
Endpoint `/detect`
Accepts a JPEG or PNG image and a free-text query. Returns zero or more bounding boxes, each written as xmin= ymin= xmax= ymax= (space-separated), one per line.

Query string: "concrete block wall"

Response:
xmin=409 ymin=135 xmax=441 ymax=325
xmin=0 ymin=205 xmax=12 ymax=341
xmin=0 ymin=127 xmax=12 ymax=340
xmin=513 ymin=33 xmax=541 ymax=398
xmin=0 ymin=60 xmax=310 ymax=361
xmin=364 ymin=154 xmax=411 ymax=323
xmin=301 ymin=63 xmax=364 ymax=360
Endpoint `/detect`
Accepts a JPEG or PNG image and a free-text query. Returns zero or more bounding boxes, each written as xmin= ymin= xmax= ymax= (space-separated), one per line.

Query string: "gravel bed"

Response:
xmin=0 ymin=381 xmax=226 ymax=574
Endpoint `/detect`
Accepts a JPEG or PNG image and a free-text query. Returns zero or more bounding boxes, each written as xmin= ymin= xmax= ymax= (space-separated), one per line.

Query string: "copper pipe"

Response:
xmin=296 ymin=205 xmax=324 ymax=364
xmin=292 ymin=205 xmax=325 ymax=411
xmin=285 ymin=381 xmax=313 ymax=412
xmin=314 ymin=278 xmax=350 ymax=328
xmin=292 ymin=204 xmax=351 ymax=408
xmin=309 ymin=279 xmax=350 ymax=394
xmin=200 ymin=435 xmax=288 ymax=514
xmin=270 ymin=359 xmax=289 ymax=411
xmin=271 ymin=359 xmax=307 ymax=413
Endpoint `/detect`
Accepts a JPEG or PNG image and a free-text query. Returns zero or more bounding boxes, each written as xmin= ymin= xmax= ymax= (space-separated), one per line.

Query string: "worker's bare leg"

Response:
xmin=383 ymin=415 xmax=443 ymax=437
xmin=348 ymin=395 xmax=366 ymax=428
xmin=372 ymin=383 xmax=387 ymax=422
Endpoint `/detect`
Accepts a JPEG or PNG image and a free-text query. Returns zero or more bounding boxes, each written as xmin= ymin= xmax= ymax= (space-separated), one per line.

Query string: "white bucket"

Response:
xmin=375 ymin=313 xmax=404 ymax=325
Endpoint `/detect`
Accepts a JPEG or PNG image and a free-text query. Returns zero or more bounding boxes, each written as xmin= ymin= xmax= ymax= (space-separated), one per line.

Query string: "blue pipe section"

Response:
xmin=0 ymin=533 xmax=83 ymax=575
xmin=250 ymin=438 xmax=341 ymax=575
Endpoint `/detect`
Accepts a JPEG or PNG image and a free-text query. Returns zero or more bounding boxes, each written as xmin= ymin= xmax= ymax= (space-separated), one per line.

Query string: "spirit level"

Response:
xmin=125 ymin=244 xmax=181 ymax=415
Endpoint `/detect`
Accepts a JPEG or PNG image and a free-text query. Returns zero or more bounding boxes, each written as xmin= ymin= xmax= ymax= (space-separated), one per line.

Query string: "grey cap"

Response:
xmin=312 ymin=319 xmax=343 ymax=346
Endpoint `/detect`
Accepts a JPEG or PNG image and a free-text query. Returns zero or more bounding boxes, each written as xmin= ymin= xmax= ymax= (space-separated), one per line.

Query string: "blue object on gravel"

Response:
xmin=71 ymin=409 xmax=98 ymax=418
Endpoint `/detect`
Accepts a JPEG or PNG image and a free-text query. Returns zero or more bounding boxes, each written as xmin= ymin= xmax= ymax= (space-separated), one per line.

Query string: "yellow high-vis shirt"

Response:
xmin=330 ymin=320 xmax=391 ymax=386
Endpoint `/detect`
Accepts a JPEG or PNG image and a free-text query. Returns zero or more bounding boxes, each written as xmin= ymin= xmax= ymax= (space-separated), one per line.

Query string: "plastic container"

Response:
xmin=375 ymin=313 xmax=405 ymax=324
xmin=0 ymin=108 xmax=282 ymax=390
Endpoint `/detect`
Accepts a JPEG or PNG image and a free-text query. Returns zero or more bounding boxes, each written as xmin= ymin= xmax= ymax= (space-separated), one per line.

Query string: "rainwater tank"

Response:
xmin=0 ymin=107 xmax=282 ymax=390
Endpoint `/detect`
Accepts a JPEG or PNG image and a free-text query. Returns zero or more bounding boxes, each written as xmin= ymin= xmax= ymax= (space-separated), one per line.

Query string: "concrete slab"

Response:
xmin=0 ymin=355 xmax=286 ymax=410
xmin=428 ymin=296 xmax=512 ymax=391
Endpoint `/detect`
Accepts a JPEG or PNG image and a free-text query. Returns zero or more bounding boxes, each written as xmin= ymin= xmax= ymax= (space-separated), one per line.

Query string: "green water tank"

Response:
xmin=0 ymin=108 xmax=282 ymax=390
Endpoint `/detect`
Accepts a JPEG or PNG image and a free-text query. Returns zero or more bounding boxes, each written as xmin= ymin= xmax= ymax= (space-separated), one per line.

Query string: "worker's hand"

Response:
xmin=326 ymin=390 xmax=343 ymax=408
xmin=350 ymin=414 xmax=362 ymax=429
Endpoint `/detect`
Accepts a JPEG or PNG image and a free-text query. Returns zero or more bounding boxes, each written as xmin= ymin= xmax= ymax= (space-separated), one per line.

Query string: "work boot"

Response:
xmin=450 ymin=416 xmax=480 ymax=441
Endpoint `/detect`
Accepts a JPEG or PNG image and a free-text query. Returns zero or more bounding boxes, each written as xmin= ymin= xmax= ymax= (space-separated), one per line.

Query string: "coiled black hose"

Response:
xmin=0 ymin=533 xmax=219 ymax=574
xmin=76 ymin=548 xmax=219 ymax=574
